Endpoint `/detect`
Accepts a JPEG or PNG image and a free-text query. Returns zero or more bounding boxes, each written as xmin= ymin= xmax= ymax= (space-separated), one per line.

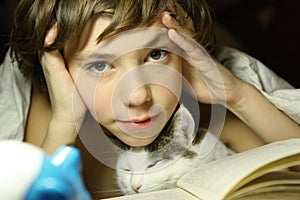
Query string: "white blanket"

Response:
xmin=215 ymin=46 xmax=300 ymax=124
xmin=0 ymin=50 xmax=31 ymax=140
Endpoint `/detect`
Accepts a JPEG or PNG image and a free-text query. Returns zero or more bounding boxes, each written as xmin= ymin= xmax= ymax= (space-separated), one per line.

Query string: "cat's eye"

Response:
xmin=147 ymin=160 xmax=162 ymax=169
xmin=147 ymin=163 xmax=156 ymax=168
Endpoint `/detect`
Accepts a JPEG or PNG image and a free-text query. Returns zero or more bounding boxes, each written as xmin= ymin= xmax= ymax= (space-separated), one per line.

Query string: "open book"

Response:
xmin=105 ymin=138 xmax=300 ymax=200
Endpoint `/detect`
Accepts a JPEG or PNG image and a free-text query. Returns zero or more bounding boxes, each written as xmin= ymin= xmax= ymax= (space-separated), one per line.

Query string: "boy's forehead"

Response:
xmin=71 ymin=15 xmax=112 ymax=58
xmin=81 ymin=27 xmax=182 ymax=64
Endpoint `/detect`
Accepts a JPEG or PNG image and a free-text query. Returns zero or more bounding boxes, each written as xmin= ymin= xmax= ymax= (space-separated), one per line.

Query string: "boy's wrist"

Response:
xmin=42 ymin=119 xmax=78 ymax=154
xmin=226 ymin=83 xmax=256 ymax=114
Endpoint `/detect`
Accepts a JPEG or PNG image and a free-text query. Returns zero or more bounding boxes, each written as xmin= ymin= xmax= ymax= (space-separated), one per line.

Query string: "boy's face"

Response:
xmin=64 ymin=15 xmax=183 ymax=147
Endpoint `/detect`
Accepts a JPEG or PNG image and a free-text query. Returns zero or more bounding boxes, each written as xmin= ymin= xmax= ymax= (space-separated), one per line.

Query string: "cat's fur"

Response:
xmin=115 ymin=104 xmax=235 ymax=195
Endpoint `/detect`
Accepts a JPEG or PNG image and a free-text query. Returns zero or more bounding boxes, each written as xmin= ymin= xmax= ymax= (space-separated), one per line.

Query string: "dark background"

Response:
xmin=0 ymin=0 xmax=18 ymax=65
xmin=1 ymin=0 xmax=299 ymax=87
xmin=208 ymin=0 xmax=300 ymax=87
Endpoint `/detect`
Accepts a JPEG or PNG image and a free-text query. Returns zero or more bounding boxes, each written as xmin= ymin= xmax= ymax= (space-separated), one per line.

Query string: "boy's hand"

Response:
xmin=39 ymin=24 xmax=86 ymax=153
xmin=161 ymin=12 xmax=245 ymax=106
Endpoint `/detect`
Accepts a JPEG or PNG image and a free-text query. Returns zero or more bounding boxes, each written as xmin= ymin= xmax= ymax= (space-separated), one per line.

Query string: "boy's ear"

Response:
xmin=161 ymin=2 xmax=195 ymax=36
xmin=44 ymin=22 xmax=58 ymax=47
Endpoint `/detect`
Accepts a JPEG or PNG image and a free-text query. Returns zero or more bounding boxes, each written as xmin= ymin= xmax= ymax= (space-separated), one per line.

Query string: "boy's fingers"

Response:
xmin=161 ymin=1 xmax=194 ymax=35
xmin=161 ymin=12 xmax=178 ymax=30
xmin=168 ymin=29 xmax=210 ymax=65
xmin=168 ymin=29 xmax=194 ymax=53
xmin=168 ymin=2 xmax=194 ymax=32
xmin=161 ymin=12 xmax=194 ymax=35
xmin=168 ymin=29 xmax=223 ymax=90
xmin=40 ymin=50 xmax=66 ymax=77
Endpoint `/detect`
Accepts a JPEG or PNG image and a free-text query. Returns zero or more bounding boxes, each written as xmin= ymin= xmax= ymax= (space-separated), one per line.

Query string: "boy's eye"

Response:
xmin=146 ymin=49 xmax=168 ymax=63
xmin=88 ymin=61 xmax=111 ymax=74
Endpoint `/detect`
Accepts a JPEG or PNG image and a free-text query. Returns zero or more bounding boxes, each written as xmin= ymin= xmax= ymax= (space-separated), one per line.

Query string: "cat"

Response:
xmin=115 ymin=104 xmax=235 ymax=195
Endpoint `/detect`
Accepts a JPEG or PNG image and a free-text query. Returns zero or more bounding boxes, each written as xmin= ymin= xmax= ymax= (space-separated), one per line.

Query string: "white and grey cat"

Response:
xmin=115 ymin=104 xmax=235 ymax=195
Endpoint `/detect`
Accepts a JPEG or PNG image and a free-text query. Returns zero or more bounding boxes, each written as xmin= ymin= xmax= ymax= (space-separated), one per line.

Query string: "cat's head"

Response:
xmin=115 ymin=104 xmax=198 ymax=194
xmin=116 ymin=146 xmax=198 ymax=194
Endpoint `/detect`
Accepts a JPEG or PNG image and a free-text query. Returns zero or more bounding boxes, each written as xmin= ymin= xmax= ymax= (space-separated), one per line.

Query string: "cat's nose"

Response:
xmin=131 ymin=184 xmax=142 ymax=193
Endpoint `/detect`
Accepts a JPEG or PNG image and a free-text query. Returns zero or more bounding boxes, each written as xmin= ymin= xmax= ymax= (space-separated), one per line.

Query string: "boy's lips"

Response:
xmin=116 ymin=114 xmax=159 ymax=131
xmin=133 ymin=117 xmax=152 ymax=127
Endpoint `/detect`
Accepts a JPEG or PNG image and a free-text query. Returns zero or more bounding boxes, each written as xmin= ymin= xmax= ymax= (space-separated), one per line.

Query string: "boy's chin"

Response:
xmin=120 ymin=134 xmax=158 ymax=147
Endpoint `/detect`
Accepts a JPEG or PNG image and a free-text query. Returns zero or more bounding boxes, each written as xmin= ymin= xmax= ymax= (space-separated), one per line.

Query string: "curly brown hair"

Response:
xmin=10 ymin=0 xmax=215 ymax=91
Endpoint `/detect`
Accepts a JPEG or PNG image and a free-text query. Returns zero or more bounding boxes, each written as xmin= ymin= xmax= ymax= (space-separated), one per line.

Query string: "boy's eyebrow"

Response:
xmin=142 ymin=34 xmax=164 ymax=47
xmin=84 ymin=52 xmax=117 ymax=61
xmin=74 ymin=50 xmax=117 ymax=63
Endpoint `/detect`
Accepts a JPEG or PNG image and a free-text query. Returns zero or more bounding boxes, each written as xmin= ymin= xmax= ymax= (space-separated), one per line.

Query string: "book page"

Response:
xmin=230 ymin=153 xmax=300 ymax=192
xmin=104 ymin=188 xmax=199 ymax=200
xmin=230 ymin=185 xmax=300 ymax=200
xmin=177 ymin=138 xmax=300 ymax=200
xmin=229 ymin=171 xmax=300 ymax=199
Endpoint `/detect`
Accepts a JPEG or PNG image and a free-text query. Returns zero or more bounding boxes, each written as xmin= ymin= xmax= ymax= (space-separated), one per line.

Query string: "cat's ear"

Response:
xmin=172 ymin=104 xmax=195 ymax=147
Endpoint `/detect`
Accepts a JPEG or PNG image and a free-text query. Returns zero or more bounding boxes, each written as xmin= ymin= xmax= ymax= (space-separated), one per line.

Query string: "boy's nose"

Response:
xmin=128 ymin=85 xmax=152 ymax=107
xmin=118 ymin=63 xmax=152 ymax=107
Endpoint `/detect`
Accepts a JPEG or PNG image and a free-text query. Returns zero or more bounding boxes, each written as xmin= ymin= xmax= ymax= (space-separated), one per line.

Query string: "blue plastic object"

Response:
xmin=24 ymin=145 xmax=91 ymax=200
